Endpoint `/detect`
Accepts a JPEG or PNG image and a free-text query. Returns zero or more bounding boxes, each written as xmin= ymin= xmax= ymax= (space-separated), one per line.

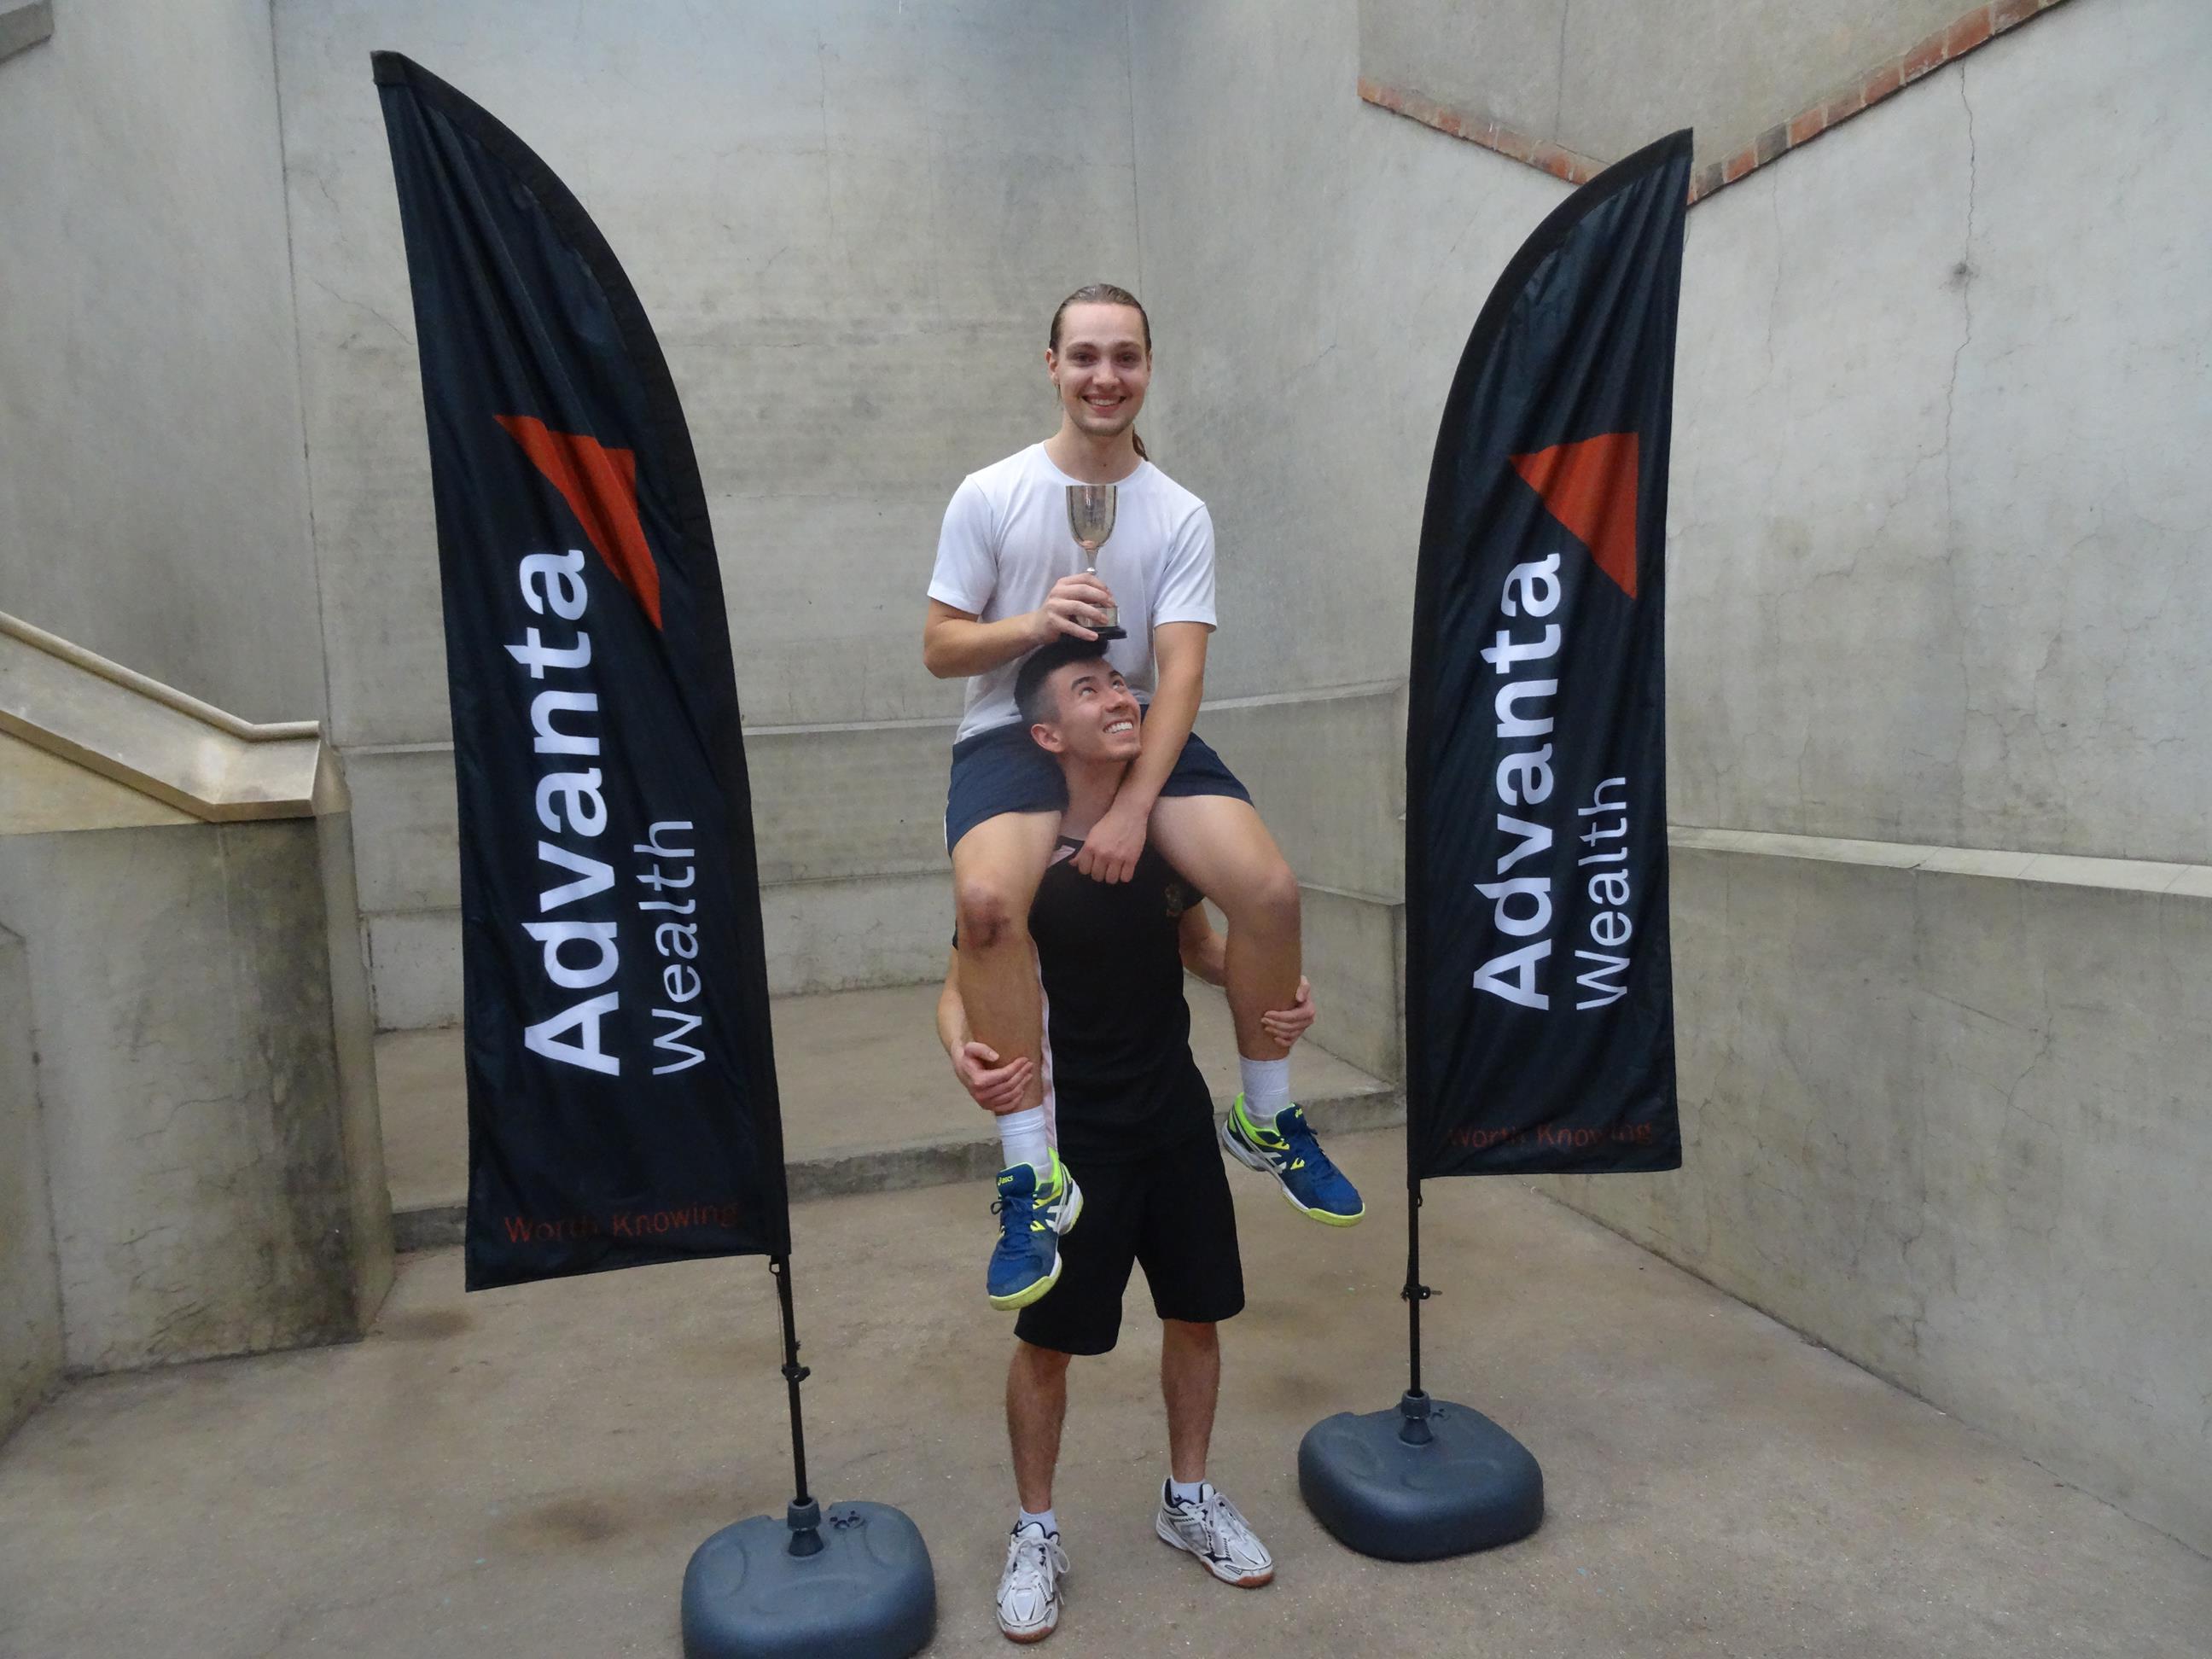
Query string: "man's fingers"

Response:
xmin=1045 ymin=601 xmax=1102 ymax=642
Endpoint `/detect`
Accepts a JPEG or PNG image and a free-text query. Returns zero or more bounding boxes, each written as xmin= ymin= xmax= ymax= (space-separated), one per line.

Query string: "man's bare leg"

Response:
xmin=1149 ymin=796 xmax=1300 ymax=1061
xmin=1008 ymin=1339 xmax=1072 ymax=1514
xmin=952 ymin=811 xmax=1064 ymax=1116
xmin=1154 ymin=794 xmax=1363 ymax=1223
xmin=1155 ymin=1318 xmax=1274 ymax=1586
xmin=999 ymin=1339 xmax=1074 ymax=1641
xmin=1160 ymin=1319 xmax=1220 ymax=1483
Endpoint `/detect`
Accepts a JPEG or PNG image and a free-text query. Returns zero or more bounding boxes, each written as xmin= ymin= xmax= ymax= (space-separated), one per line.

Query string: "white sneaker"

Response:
xmin=996 ymin=1521 xmax=1070 ymax=1643
xmin=1155 ymin=1481 xmax=1274 ymax=1587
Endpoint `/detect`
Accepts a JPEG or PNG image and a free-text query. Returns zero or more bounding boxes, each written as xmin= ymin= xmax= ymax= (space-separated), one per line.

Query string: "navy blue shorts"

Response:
xmin=944 ymin=713 xmax=1250 ymax=854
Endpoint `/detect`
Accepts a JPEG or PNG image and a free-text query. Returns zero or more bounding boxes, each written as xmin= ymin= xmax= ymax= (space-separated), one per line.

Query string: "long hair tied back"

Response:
xmin=1049 ymin=283 xmax=1150 ymax=461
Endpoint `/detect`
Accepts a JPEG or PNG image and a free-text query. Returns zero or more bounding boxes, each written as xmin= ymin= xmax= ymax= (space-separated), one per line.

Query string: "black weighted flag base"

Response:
xmin=1299 ymin=1391 xmax=1543 ymax=1563
xmin=1299 ymin=1185 xmax=1542 ymax=1562
xmin=681 ymin=1260 xmax=934 ymax=1658
xmin=681 ymin=1500 xmax=934 ymax=1659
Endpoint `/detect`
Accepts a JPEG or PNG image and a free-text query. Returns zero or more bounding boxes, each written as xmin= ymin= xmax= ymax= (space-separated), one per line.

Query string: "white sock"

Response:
xmin=1238 ymin=1057 xmax=1291 ymax=1126
xmin=998 ymin=1105 xmax=1051 ymax=1173
xmin=1166 ymin=1477 xmax=1207 ymax=1507
xmin=1017 ymin=1505 xmax=1058 ymax=1538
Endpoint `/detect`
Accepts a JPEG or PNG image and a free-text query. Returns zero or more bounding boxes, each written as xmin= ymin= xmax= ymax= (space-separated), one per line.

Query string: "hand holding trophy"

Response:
xmin=1065 ymin=483 xmax=1126 ymax=642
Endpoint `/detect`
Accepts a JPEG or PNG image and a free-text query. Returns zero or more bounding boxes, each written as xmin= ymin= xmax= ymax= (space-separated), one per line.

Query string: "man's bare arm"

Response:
xmin=1178 ymin=905 xmax=1227 ymax=986
xmin=940 ymin=946 xmax=1036 ymax=1113
xmin=921 ymin=576 xmax=1118 ymax=679
xmin=1073 ymin=620 xmax=1210 ymax=882
xmin=1118 ymin=620 xmax=1208 ymax=814
xmin=934 ymin=946 xmax=969 ymax=1057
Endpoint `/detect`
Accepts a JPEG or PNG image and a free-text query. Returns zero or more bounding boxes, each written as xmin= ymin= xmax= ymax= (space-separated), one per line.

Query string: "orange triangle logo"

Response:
xmin=1508 ymin=432 xmax=1641 ymax=598
xmin=496 ymin=415 xmax=664 ymax=629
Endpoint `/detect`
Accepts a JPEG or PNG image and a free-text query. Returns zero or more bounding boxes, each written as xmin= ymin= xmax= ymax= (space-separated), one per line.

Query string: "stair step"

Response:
xmin=391 ymin=1085 xmax=1403 ymax=1254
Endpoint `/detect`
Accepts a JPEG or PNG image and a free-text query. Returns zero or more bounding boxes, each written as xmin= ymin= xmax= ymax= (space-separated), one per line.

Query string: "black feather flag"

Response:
xmin=375 ymin=53 xmax=789 ymax=1286
xmin=1406 ymin=131 xmax=1691 ymax=1180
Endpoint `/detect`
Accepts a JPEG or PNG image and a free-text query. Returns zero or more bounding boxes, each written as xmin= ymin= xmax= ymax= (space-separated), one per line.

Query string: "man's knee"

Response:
xmin=956 ymin=876 xmax=1032 ymax=952
xmin=1013 ymin=1339 xmax=1074 ymax=1379
xmin=1224 ymin=858 xmax=1300 ymax=928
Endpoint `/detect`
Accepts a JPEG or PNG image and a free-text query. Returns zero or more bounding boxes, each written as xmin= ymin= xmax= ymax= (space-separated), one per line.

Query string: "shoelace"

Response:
xmin=1185 ymin=1491 xmax=1263 ymax=1564
xmin=1006 ymin=1528 xmax=1068 ymax=1586
xmin=1278 ymin=1110 xmax=1332 ymax=1177
xmin=1202 ymin=1490 xmax=1251 ymax=1540
xmin=990 ymin=1190 xmax=1037 ymax=1237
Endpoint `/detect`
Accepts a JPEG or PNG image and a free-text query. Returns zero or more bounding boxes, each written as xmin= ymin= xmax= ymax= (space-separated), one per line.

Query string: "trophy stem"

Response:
xmin=1084 ymin=563 xmax=1126 ymax=641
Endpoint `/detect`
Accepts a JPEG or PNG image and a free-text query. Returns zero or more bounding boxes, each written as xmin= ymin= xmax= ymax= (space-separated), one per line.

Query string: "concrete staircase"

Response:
xmin=379 ymin=981 xmax=1401 ymax=1251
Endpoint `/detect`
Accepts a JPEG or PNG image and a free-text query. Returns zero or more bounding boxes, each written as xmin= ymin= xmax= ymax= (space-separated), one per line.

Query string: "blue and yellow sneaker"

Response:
xmin=1221 ymin=1096 xmax=1365 ymax=1225
xmin=987 ymin=1151 xmax=1085 ymax=1311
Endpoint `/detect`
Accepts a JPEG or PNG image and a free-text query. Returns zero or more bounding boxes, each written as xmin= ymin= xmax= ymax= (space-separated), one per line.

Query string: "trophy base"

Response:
xmin=1091 ymin=626 xmax=1127 ymax=642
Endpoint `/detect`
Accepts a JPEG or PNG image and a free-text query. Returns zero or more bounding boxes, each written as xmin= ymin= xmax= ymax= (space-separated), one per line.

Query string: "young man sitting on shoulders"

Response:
xmin=924 ymin=284 xmax=1362 ymax=1312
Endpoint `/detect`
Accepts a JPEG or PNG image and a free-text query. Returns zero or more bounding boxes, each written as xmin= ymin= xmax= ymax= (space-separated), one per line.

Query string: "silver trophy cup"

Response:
xmin=1065 ymin=483 xmax=1126 ymax=641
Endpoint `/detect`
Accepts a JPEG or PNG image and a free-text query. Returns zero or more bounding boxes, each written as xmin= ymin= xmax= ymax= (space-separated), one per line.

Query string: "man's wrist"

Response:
xmin=1110 ymin=777 xmax=1162 ymax=817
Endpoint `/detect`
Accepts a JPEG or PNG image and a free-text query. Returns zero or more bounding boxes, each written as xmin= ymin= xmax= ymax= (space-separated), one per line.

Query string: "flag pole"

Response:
xmin=768 ymin=1256 xmax=822 ymax=1556
xmin=1400 ymin=1177 xmax=1434 ymax=1444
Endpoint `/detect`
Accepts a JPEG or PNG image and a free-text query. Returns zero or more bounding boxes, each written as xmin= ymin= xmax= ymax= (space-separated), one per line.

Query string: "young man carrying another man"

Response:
xmin=937 ymin=638 xmax=1336 ymax=1641
xmin=923 ymin=282 xmax=1363 ymax=1312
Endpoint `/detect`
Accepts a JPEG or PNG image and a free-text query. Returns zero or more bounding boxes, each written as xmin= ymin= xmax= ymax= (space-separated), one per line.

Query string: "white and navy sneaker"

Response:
xmin=996 ymin=1520 xmax=1069 ymax=1643
xmin=1155 ymin=1481 xmax=1274 ymax=1587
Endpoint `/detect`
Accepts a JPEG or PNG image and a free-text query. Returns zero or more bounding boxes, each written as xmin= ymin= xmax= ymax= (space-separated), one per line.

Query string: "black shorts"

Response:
xmin=944 ymin=714 xmax=1251 ymax=854
xmin=1014 ymin=1132 xmax=1245 ymax=1357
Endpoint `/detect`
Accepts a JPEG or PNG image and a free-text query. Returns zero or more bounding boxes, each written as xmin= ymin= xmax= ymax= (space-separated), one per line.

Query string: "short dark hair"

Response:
xmin=1014 ymin=636 xmax=1111 ymax=727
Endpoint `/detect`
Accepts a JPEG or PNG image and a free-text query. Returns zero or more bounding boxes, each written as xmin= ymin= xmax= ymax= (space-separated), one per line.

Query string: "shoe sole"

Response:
xmin=1217 ymin=1119 xmax=1365 ymax=1228
xmin=1155 ymin=1516 xmax=1273 ymax=1587
xmin=987 ymin=1179 xmax=1086 ymax=1312
xmin=998 ymin=1615 xmax=1058 ymax=1644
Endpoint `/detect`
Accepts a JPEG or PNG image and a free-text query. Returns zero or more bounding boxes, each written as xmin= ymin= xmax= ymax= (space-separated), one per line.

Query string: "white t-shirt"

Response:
xmin=928 ymin=444 xmax=1216 ymax=742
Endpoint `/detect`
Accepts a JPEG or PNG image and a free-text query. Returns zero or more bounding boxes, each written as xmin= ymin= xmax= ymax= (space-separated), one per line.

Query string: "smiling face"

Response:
xmin=1028 ymin=659 xmax=1142 ymax=764
xmin=1046 ymin=302 xmax=1151 ymax=443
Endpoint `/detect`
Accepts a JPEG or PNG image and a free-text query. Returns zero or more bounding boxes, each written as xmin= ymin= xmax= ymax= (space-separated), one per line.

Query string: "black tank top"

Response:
xmin=1027 ymin=839 xmax=1214 ymax=1163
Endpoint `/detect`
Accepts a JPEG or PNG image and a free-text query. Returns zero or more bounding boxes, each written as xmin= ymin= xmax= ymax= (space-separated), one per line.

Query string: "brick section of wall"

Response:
xmin=1359 ymin=0 xmax=2071 ymax=205
xmin=1354 ymin=78 xmax=1607 ymax=186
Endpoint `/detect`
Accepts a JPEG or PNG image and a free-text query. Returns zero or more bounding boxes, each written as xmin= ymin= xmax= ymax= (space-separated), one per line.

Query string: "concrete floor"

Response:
xmin=375 ymin=981 xmax=1391 ymax=1214
xmin=2 ymin=1127 xmax=2204 ymax=1657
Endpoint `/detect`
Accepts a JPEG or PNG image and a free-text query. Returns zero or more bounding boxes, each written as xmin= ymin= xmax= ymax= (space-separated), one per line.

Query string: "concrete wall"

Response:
xmin=1547 ymin=839 xmax=2212 ymax=1553
xmin=273 ymin=0 xmax=1146 ymax=1023
xmin=1360 ymin=0 xmax=1977 ymax=172
xmin=1135 ymin=0 xmax=2212 ymax=857
xmin=1666 ymin=4 xmax=2209 ymax=864
xmin=0 ymin=925 xmax=63 ymax=1444
xmin=0 ymin=809 xmax=391 ymax=1373
xmin=0 ymin=0 xmax=322 ymax=724
xmin=1127 ymin=0 xmax=2212 ymax=1557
